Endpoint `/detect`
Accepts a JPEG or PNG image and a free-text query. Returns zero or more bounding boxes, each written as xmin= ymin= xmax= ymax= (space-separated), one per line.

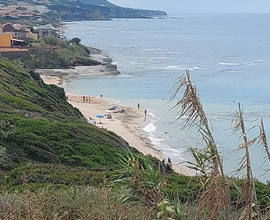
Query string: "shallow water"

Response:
xmin=63 ymin=14 xmax=270 ymax=182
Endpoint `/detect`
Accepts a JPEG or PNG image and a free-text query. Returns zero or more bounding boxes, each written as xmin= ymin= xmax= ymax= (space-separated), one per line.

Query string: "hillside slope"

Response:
xmin=0 ymin=57 xmax=138 ymax=175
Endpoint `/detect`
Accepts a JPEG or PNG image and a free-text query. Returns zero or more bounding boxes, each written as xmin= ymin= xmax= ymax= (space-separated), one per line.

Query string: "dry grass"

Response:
xmin=0 ymin=186 xmax=157 ymax=220
xmin=232 ymin=103 xmax=261 ymax=220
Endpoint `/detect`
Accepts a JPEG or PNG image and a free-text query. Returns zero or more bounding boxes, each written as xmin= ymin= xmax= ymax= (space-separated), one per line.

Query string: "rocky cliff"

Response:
xmin=46 ymin=0 xmax=167 ymax=21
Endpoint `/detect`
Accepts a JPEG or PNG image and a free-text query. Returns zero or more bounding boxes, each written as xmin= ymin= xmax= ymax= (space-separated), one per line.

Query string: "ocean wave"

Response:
xmin=163 ymin=66 xmax=185 ymax=70
xmin=163 ymin=66 xmax=205 ymax=71
xmin=217 ymin=61 xmax=258 ymax=66
xmin=139 ymin=48 xmax=164 ymax=51
xmin=189 ymin=66 xmax=206 ymax=71
xmin=169 ymin=16 xmax=187 ymax=19
xmin=216 ymin=62 xmax=241 ymax=66
xmin=116 ymin=74 xmax=133 ymax=78
xmin=166 ymin=51 xmax=181 ymax=54
xmin=148 ymin=136 xmax=166 ymax=147
xmin=143 ymin=122 xmax=157 ymax=133
xmin=156 ymin=57 xmax=168 ymax=59
xmin=148 ymin=112 xmax=157 ymax=118
xmin=243 ymin=62 xmax=255 ymax=65
xmin=253 ymin=59 xmax=267 ymax=62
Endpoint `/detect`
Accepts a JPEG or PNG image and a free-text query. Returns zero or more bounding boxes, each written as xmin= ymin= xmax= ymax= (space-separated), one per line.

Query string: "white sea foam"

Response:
xmin=116 ymin=74 xmax=133 ymax=78
xmin=143 ymin=122 xmax=157 ymax=133
xmin=148 ymin=136 xmax=165 ymax=146
xmin=188 ymin=66 xmax=206 ymax=71
xmin=148 ymin=112 xmax=156 ymax=118
xmin=163 ymin=65 xmax=185 ymax=70
xmin=216 ymin=62 xmax=241 ymax=66
xmin=139 ymin=48 xmax=164 ymax=51
xmin=163 ymin=66 xmax=205 ymax=71
xmin=156 ymin=57 xmax=168 ymax=59
xmin=166 ymin=51 xmax=181 ymax=54
xmin=253 ymin=59 xmax=267 ymax=62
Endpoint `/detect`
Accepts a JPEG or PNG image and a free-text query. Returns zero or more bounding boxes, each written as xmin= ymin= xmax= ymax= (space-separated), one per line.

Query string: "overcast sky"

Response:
xmin=108 ymin=0 xmax=270 ymax=14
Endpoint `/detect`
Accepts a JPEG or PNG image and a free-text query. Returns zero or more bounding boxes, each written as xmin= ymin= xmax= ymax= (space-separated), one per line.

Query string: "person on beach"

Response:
xmin=82 ymin=96 xmax=85 ymax=102
xmin=167 ymin=157 xmax=172 ymax=168
xmin=143 ymin=109 xmax=147 ymax=122
xmin=88 ymin=96 xmax=91 ymax=103
xmin=85 ymin=96 xmax=88 ymax=102
xmin=138 ymin=103 xmax=140 ymax=110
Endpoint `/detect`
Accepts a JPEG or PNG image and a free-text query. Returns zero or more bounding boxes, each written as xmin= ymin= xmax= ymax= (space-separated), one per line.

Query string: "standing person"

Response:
xmin=167 ymin=158 xmax=172 ymax=168
xmin=137 ymin=103 xmax=140 ymax=110
xmin=144 ymin=109 xmax=147 ymax=122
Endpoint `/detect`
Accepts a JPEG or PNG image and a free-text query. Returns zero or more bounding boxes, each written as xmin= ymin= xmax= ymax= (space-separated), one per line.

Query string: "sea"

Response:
xmin=63 ymin=13 xmax=270 ymax=182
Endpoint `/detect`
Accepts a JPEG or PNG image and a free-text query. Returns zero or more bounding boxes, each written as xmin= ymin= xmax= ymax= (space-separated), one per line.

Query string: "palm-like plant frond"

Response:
xmin=170 ymin=70 xmax=230 ymax=219
xmin=257 ymin=119 xmax=270 ymax=166
xmin=231 ymin=103 xmax=261 ymax=220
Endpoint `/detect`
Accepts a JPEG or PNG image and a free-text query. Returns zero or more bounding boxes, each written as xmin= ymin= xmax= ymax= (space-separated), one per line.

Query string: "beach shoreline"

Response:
xmin=40 ymin=74 xmax=191 ymax=175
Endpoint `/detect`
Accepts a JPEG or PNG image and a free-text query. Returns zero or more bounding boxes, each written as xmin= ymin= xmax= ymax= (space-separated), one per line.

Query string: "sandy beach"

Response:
xmin=40 ymin=75 xmax=190 ymax=175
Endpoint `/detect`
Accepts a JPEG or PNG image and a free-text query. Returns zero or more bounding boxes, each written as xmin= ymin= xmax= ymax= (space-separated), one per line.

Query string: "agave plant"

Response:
xmin=113 ymin=153 xmax=165 ymax=208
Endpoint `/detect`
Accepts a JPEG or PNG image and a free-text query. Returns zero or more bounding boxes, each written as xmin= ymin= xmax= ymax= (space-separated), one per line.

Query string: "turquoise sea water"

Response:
xmin=63 ymin=14 xmax=270 ymax=181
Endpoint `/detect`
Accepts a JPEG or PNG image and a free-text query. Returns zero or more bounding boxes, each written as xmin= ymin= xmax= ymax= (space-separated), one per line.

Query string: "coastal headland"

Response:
xmin=39 ymin=46 xmax=190 ymax=176
xmin=35 ymin=46 xmax=120 ymax=77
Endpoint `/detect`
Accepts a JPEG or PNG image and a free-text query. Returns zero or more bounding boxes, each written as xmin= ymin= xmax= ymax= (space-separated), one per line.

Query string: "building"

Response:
xmin=33 ymin=24 xmax=58 ymax=38
xmin=0 ymin=33 xmax=25 ymax=47
xmin=3 ymin=23 xmax=37 ymax=40
xmin=0 ymin=33 xmax=13 ymax=47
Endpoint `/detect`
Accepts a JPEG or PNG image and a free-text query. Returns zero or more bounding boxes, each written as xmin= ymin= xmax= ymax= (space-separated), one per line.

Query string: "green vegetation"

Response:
xmin=0 ymin=58 xmax=270 ymax=219
xmin=29 ymin=37 xmax=100 ymax=69
xmin=0 ymin=56 xmax=139 ymax=184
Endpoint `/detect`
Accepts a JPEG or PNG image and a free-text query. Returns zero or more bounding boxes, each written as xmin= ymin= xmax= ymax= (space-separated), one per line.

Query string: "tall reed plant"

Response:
xmin=170 ymin=70 xmax=230 ymax=219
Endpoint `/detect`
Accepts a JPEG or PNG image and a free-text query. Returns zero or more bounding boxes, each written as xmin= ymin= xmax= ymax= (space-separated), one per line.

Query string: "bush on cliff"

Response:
xmin=29 ymin=36 xmax=100 ymax=69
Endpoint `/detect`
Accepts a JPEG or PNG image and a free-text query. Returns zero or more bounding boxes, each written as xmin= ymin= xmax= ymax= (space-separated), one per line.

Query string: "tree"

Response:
xmin=70 ymin=37 xmax=81 ymax=45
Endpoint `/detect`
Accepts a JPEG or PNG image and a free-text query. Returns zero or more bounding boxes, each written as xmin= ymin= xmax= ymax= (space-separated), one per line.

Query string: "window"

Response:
xmin=14 ymin=32 xmax=21 ymax=38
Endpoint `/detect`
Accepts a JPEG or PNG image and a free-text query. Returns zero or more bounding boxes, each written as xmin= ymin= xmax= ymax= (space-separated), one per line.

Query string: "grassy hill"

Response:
xmin=0 ymin=56 xmax=140 ymax=187
xmin=1 ymin=57 xmax=270 ymax=219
